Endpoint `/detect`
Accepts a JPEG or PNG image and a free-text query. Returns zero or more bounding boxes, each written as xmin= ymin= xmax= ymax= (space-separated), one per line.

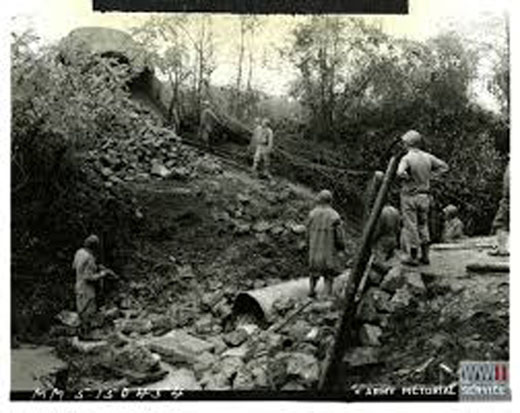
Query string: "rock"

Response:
xmin=121 ymin=319 xmax=153 ymax=335
xmin=429 ymin=332 xmax=450 ymax=350
xmin=148 ymin=330 xmax=215 ymax=365
xmin=207 ymin=336 xmax=228 ymax=355
xmin=273 ymin=297 xmax=297 ymax=315
xmin=359 ymin=324 xmax=383 ymax=347
xmin=151 ymin=162 xmax=170 ymax=178
xmin=367 ymin=269 xmax=384 ymax=286
xmin=55 ymin=310 xmax=81 ymax=328
xmin=101 ymin=167 xmax=113 ymax=177
xmin=177 ymin=264 xmax=196 ymax=279
xmin=150 ymin=315 xmax=175 ymax=336
xmin=282 ymin=381 xmax=306 ymax=391
xmin=309 ymin=301 xmax=334 ymax=313
xmin=356 ymin=291 xmax=379 ymax=323
xmin=200 ymin=371 xmax=232 ymax=390
xmin=290 ymin=224 xmax=307 ymax=235
xmin=222 ymin=345 xmax=248 ymax=359
xmin=194 ymin=314 xmax=213 ymax=335
xmin=270 ymin=225 xmax=285 ymax=236
xmin=193 ymin=351 xmax=217 ymax=378
xmin=305 ymin=327 xmax=320 ymax=342
xmin=404 ymin=272 xmax=426 ymax=295
xmin=371 ymin=288 xmax=392 ymax=313
xmin=343 ymin=347 xmax=381 ymax=367
xmin=217 ymin=356 xmax=245 ymax=382
xmin=237 ymin=193 xmax=251 ymax=204
xmin=388 ymin=286 xmax=414 ymax=312
xmin=109 ymin=342 xmax=162 ymax=375
xmin=169 ymin=166 xmax=190 ymax=180
xmin=238 ymin=323 xmax=259 ymax=336
xmin=145 ymin=365 xmax=201 ymax=390
xmin=71 ymin=337 xmax=108 ymax=354
xmin=223 ymin=329 xmax=249 ymax=347
xmin=233 ymin=221 xmax=251 ymax=235
xmin=233 ymin=368 xmax=255 ymax=390
xmin=103 ymin=307 xmax=121 ymax=321
xmin=253 ymin=220 xmax=271 ymax=233
xmin=285 ymin=352 xmax=320 ymax=384
xmin=281 ymin=319 xmax=311 ymax=342
xmin=380 ymin=265 xmax=406 ymax=293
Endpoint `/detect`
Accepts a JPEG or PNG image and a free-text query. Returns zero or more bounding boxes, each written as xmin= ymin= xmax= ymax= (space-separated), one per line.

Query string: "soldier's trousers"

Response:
xmin=401 ymin=193 xmax=430 ymax=250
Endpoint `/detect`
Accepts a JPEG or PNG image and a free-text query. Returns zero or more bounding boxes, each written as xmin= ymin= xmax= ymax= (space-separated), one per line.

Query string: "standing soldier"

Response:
xmin=252 ymin=118 xmax=274 ymax=178
xmin=307 ymin=190 xmax=347 ymax=298
xmin=72 ymin=234 xmax=113 ymax=336
xmin=397 ymin=130 xmax=449 ymax=266
xmin=249 ymin=117 xmax=263 ymax=155
xmin=198 ymin=100 xmax=220 ymax=151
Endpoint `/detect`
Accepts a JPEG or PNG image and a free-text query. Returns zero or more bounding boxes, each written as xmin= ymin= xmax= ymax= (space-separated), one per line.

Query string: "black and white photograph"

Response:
xmin=5 ymin=0 xmax=513 ymax=405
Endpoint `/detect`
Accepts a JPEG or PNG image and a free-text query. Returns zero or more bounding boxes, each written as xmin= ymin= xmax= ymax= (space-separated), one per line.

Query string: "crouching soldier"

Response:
xmin=307 ymin=190 xmax=347 ymax=298
xmin=72 ymin=234 xmax=115 ymax=335
xmin=441 ymin=204 xmax=465 ymax=242
xmin=489 ymin=160 xmax=510 ymax=256
xmin=372 ymin=204 xmax=400 ymax=263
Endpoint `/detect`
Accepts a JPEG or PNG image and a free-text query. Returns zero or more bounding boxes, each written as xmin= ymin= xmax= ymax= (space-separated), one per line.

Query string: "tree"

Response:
xmin=132 ymin=15 xmax=216 ymax=124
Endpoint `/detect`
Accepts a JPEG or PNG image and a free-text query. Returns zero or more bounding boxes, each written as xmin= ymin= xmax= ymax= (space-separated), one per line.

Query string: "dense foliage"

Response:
xmin=11 ymin=32 xmax=157 ymax=337
xmin=285 ymin=17 xmax=508 ymax=235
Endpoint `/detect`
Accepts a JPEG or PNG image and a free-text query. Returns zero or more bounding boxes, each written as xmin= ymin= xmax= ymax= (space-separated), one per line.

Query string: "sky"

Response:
xmin=10 ymin=0 xmax=509 ymax=108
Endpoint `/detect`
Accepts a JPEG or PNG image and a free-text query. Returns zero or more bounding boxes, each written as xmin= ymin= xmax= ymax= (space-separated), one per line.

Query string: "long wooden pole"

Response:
xmin=318 ymin=154 xmax=399 ymax=391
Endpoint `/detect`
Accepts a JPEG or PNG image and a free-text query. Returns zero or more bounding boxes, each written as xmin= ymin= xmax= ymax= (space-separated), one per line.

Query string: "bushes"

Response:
xmin=11 ymin=31 xmax=159 ymax=338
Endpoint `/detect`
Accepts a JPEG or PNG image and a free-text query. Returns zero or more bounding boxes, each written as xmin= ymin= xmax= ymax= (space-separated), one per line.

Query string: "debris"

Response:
xmin=342 ymin=347 xmax=381 ymax=367
xmin=253 ymin=220 xmax=271 ymax=233
xmin=223 ymin=329 xmax=248 ymax=347
xmin=388 ymin=286 xmax=414 ymax=312
xmin=177 ymin=265 xmax=196 ymax=279
xmin=194 ymin=314 xmax=214 ymax=335
xmin=429 ymin=332 xmax=449 ymax=350
xmin=284 ymin=352 xmax=320 ymax=384
xmin=151 ymin=162 xmax=170 ymax=178
xmin=404 ymin=272 xmax=427 ymax=295
xmin=148 ymin=330 xmax=215 ymax=365
xmin=222 ymin=346 xmax=248 ymax=359
xmin=193 ymin=351 xmax=217 ymax=377
xmin=290 ymin=224 xmax=307 ymax=235
xmin=121 ymin=319 xmax=153 ymax=335
xmin=207 ymin=336 xmax=228 ymax=355
xmin=305 ymin=327 xmax=320 ymax=342
xmin=359 ymin=324 xmax=383 ymax=347
xmin=70 ymin=337 xmax=108 ymax=354
xmin=380 ymin=265 xmax=405 ymax=293
xmin=56 ymin=310 xmax=81 ymax=328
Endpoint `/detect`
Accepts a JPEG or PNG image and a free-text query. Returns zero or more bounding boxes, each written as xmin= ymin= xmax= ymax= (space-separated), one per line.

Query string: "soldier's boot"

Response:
xmin=419 ymin=243 xmax=430 ymax=265
xmin=308 ymin=276 xmax=318 ymax=298
xmin=402 ymin=248 xmax=419 ymax=267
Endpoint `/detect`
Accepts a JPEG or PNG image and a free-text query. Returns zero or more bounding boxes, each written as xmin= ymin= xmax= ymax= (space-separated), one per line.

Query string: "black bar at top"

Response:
xmin=92 ymin=0 xmax=409 ymax=14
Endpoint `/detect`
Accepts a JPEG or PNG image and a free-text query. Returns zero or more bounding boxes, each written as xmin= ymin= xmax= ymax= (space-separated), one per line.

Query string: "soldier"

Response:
xmin=307 ymin=190 xmax=347 ymax=298
xmin=397 ymin=130 xmax=449 ymax=266
xmin=489 ymin=160 xmax=510 ymax=256
xmin=441 ymin=204 xmax=465 ymax=242
xmin=372 ymin=204 xmax=401 ymax=262
xmin=198 ymin=100 xmax=220 ymax=151
xmin=72 ymin=234 xmax=114 ymax=335
xmin=252 ymin=118 xmax=274 ymax=178
xmin=249 ymin=117 xmax=263 ymax=151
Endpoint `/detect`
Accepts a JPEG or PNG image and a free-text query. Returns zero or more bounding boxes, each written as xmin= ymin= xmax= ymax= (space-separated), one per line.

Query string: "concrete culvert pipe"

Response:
xmin=232 ymin=271 xmax=350 ymax=326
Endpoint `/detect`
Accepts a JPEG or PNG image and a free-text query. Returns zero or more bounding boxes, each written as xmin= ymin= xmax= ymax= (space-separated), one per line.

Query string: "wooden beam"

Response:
xmin=318 ymin=154 xmax=399 ymax=391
